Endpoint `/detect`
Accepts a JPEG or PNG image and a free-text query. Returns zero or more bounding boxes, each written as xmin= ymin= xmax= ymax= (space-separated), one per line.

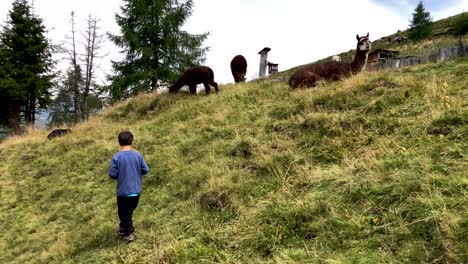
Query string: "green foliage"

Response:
xmin=48 ymin=66 xmax=105 ymax=127
xmin=427 ymin=110 xmax=467 ymax=136
xmin=452 ymin=12 xmax=468 ymax=38
xmin=108 ymin=0 xmax=209 ymax=101
xmin=0 ymin=59 xmax=467 ymax=263
xmin=0 ymin=0 xmax=55 ymax=131
xmin=48 ymin=67 xmax=84 ymax=126
xmin=408 ymin=1 xmax=433 ymax=41
xmin=47 ymin=89 xmax=75 ymax=127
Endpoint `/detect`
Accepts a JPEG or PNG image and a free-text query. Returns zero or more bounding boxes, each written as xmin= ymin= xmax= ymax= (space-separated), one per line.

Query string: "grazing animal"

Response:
xmin=230 ymin=55 xmax=247 ymax=83
xmin=289 ymin=33 xmax=372 ymax=88
xmin=169 ymin=66 xmax=218 ymax=95
xmin=47 ymin=128 xmax=71 ymax=140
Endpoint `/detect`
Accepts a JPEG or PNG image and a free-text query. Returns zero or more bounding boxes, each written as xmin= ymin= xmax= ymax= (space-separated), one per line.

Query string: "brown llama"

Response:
xmin=47 ymin=128 xmax=71 ymax=140
xmin=230 ymin=55 xmax=247 ymax=83
xmin=169 ymin=66 xmax=219 ymax=95
xmin=289 ymin=33 xmax=371 ymax=88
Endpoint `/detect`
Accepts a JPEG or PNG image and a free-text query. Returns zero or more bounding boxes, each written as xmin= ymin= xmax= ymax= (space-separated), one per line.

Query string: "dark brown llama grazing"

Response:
xmin=47 ymin=128 xmax=71 ymax=140
xmin=289 ymin=33 xmax=372 ymax=88
xmin=169 ymin=66 xmax=218 ymax=95
xmin=230 ymin=55 xmax=247 ymax=83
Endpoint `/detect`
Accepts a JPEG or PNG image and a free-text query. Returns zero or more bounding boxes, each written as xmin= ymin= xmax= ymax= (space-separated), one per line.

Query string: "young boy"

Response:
xmin=108 ymin=130 xmax=150 ymax=243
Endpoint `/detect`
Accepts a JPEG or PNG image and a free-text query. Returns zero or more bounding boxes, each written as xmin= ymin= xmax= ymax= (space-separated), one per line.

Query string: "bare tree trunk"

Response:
xmin=82 ymin=15 xmax=104 ymax=121
xmin=70 ymin=11 xmax=81 ymax=124
xmin=9 ymin=103 xmax=22 ymax=135
xmin=25 ymin=96 xmax=30 ymax=125
xmin=31 ymin=99 xmax=35 ymax=126
xmin=27 ymin=93 xmax=36 ymax=127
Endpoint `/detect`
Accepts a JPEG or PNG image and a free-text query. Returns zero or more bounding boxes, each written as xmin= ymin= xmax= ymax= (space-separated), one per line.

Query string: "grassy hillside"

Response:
xmin=1 ymin=59 xmax=467 ymax=263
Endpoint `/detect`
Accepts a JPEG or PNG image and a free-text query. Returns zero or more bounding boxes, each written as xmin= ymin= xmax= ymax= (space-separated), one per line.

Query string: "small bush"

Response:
xmin=199 ymin=189 xmax=232 ymax=212
xmin=229 ymin=138 xmax=253 ymax=158
xmin=427 ymin=110 xmax=467 ymax=135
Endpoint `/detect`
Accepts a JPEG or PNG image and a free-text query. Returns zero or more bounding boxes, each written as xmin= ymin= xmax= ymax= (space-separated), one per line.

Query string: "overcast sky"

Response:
xmin=1 ymin=0 xmax=467 ymax=85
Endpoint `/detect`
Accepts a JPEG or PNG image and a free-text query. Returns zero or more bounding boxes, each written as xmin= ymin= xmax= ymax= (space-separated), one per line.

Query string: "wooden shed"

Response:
xmin=367 ymin=49 xmax=399 ymax=64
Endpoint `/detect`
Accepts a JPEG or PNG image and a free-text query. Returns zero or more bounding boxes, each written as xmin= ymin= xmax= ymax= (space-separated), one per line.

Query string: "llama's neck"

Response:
xmin=350 ymin=50 xmax=369 ymax=74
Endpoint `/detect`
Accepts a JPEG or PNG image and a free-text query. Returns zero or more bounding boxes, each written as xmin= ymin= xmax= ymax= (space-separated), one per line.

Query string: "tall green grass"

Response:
xmin=0 ymin=59 xmax=467 ymax=263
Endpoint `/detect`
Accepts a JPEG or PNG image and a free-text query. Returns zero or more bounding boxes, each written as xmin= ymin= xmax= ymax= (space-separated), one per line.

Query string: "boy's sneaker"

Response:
xmin=123 ymin=233 xmax=135 ymax=244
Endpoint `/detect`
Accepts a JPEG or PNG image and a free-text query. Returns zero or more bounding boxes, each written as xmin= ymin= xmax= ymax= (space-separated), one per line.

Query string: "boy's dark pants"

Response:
xmin=117 ymin=195 xmax=140 ymax=235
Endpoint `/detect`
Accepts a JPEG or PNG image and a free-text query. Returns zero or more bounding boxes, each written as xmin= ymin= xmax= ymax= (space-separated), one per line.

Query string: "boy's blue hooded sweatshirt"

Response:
xmin=108 ymin=150 xmax=149 ymax=196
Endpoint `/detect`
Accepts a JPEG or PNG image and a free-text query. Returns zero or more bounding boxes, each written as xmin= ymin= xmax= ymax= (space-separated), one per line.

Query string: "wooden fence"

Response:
xmin=367 ymin=45 xmax=468 ymax=71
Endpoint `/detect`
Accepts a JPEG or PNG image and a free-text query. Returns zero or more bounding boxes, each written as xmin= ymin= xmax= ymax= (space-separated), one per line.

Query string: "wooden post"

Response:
xmin=258 ymin=47 xmax=271 ymax=78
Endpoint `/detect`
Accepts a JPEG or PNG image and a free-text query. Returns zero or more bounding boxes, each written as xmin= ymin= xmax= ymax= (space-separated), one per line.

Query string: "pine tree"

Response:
xmin=452 ymin=12 xmax=468 ymax=47
xmin=0 ymin=0 xmax=55 ymax=134
xmin=108 ymin=0 xmax=208 ymax=101
xmin=408 ymin=1 xmax=433 ymax=41
xmin=48 ymin=66 xmax=83 ymax=126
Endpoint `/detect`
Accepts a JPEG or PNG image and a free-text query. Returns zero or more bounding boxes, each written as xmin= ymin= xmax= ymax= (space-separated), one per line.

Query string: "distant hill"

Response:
xmin=274 ymin=11 xmax=468 ymax=79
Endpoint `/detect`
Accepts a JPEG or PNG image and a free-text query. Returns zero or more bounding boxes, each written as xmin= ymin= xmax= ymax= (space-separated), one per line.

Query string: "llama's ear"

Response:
xmin=366 ymin=32 xmax=369 ymax=37
xmin=356 ymin=34 xmax=360 ymax=41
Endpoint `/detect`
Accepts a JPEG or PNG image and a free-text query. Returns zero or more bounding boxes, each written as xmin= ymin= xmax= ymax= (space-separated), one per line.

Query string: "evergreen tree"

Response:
xmin=0 ymin=0 xmax=55 ymax=134
xmin=48 ymin=65 xmax=105 ymax=126
xmin=408 ymin=1 xmax=433 ymax=41
xmin=452 ymin=12 xmax=468 ymax=45
xmin=108 ymin=0 xmax=208 ymax=101
xmin=48 ymin=66 xmax=83 ymax=126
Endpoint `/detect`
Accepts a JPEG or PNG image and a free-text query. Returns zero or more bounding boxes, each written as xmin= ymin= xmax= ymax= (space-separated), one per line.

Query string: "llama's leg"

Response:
xmin=203 ymin=83 xmax=211 ymax=95
xmin=189 ymin=85 xmax=197 ymax=95
xmin=301 ymin=73 xmax=317 ymax=88
xmin=289 ymin=76 xmax=298 ymax=88
xmin=211 ymin=82 xmax=219 ymax=93
xmin=330 ymin=74 xmax=341 ymax=81
xmin=169 ymin=84 xmax=180 ymax=93
xmin=300 ymin=79 xmax=315 ymax=88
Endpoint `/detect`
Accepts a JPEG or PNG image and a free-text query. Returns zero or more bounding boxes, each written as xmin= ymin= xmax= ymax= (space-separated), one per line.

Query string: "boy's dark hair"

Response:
xmin=118 ymin=131 xmax=134 ymax=146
